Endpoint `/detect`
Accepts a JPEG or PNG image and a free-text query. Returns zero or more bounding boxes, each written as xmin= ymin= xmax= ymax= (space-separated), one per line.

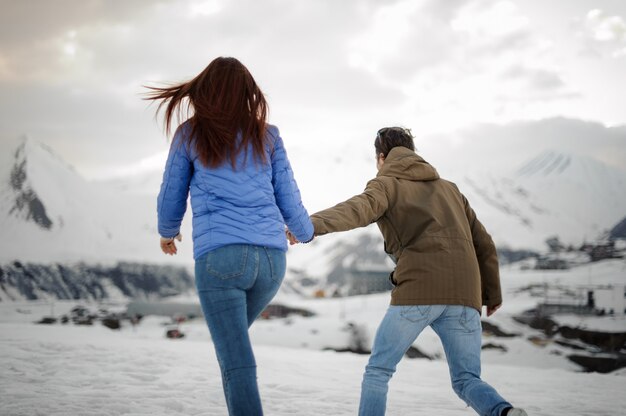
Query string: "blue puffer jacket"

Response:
xmin=157 ymin=122 xmax=314 ymax=260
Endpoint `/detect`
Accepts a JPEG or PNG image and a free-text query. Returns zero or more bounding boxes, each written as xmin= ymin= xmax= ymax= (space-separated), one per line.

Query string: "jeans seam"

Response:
xmin=264 ymin=247 xmax=276 ymax=282
xmin=253 ymin=247 xmax=260 ymax=287
xmin=460 ymin=307 xmax=479 ymax=332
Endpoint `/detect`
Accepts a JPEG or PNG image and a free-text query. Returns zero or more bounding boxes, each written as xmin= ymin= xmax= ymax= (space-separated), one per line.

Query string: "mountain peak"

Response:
xmin=12 ymin=136 xmax=78 ymax=175
xmin=516 ymin=150 xmax=574 ymax=177
xmin=6 ymin=138 xmax=54 ymax=230
xmin=1 ymin=135 xmax=84 ymax=232
xmin=514 ymin=149 xmax=624 ymax=180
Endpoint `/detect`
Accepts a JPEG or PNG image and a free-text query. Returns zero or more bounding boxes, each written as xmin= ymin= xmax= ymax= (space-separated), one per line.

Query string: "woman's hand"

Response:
xmin=160 ymin=234 xmax=182 ymax=255
xmin=286 ymin=229 xmax=299 ymax=245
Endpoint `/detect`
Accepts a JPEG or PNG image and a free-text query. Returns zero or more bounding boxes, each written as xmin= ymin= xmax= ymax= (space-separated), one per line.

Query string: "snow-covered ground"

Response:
xmin=1 ymin=259 xmax=625 ymax=415
xmin=1 ymin=313 xmax=624 ymax=416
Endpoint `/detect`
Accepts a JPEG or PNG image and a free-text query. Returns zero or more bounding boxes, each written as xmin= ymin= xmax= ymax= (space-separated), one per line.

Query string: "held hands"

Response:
xmin=160 ymin=233 xmax=182 ymax=255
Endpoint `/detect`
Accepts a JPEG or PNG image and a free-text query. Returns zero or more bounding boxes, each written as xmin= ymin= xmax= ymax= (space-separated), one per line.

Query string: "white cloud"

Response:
xmin=188 ymin=0 xmax=222 ymax=17
xmin=347 ymin=0 xmax=422 ymax=75
xmin=579 ymin=9 xmax=626 ymax=58
xmin=502 ymin=65 xmax=565 ymax=91
xmin=0 ymin=0 xmax=624 ymax=177
xmin=450 ymin=0 xmax=529 ymax=38
xmin=585 ymin=9 xmax=626 ymax=42
xmin=347 ymin=0 xmax=577 ymax=135
xmin=420 ymin=117 xmax=626 ymax=175
xmin=105 ymin=151 xmax=168 ymax=179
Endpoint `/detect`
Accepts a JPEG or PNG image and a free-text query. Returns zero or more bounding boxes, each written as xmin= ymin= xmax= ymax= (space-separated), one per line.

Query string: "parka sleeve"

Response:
xmin=270 ymin=128 xmax=314 ymax=242
xmin=461 ymin=194 xmax=502 ymax=307
xmin=311 ymin=179 xmax=388 ymax=235
xmin=157 ymin=128 xmax=193 ymax=239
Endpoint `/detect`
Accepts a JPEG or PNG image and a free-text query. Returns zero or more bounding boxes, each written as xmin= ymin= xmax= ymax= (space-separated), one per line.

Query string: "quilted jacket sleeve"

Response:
xmin=157 ymin=128 xmax=193 ymax=238
xmin=270 ymin=127 xmax=314 ymax=242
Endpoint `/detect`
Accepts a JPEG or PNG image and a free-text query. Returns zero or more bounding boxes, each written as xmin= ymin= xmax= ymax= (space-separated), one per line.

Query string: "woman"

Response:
xmin=290 ymin=127 xmax=526 ymax=416
xmin=146 ymin=57 xmax=313 ymax=416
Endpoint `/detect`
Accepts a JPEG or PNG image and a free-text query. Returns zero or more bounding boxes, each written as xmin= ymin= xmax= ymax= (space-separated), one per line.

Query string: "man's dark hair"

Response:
xmin=374 ymin=127 xmax=415 ymax=158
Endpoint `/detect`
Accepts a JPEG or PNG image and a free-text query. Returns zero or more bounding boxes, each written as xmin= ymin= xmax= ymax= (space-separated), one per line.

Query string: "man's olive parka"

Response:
xmin=310 ymin=146 xmax=502 ymax=312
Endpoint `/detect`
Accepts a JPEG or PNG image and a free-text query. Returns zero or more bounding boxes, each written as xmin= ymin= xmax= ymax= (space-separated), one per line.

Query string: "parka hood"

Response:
xmin=377 ymin=146 xmax=439 ymax=181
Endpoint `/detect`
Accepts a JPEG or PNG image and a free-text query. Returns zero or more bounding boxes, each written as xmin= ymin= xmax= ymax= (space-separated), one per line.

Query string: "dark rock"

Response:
xmin=166 ymin=328 xmax=185 ymax=339
xmin=554 ymin=339 xmax=587 ymax=351
xmin=102 ymin=318 xmax=121 ymax=330
xmin=568 ymin=354 xmax=626 ymax=373
xmin=515 ymin=310 xmax=626 ymax=373
xmin=10 ymin=159 xmax=27 ymax=190
xmin=323 ymin=322 xmax=371 ymax=355
xmin=513 ymin=315 xmax=560 ymax=336
xmin=559 ymin=326 xmax=626 ymax=353
xmin=481 ymin=321 xmax=519 ymax=338
xmin=482 ymin=343 xmax=508 ymax=352
xmin=10 ymin=190 xmax=53 ymax=230
xmin=405 ymin=345 xmax=434 ymax=360
xmin=324 ymin=346 xmax=370 ymax=355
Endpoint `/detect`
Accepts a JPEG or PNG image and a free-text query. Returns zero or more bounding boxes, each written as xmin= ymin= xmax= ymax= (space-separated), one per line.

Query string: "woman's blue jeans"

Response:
xmin=359 ymin=305 xmax=512 ymax=416
xmin=195 ymin=244 xmax=286 ymax=416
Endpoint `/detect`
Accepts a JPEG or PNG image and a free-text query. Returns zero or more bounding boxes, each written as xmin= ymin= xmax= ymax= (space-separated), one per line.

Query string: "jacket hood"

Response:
xmin=377 ymin=146 xmax=439 ymax=181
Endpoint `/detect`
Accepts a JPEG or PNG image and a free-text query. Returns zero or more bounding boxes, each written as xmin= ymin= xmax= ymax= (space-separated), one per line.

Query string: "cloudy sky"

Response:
xmin=1 ymin=0 xmax=626 ymax=179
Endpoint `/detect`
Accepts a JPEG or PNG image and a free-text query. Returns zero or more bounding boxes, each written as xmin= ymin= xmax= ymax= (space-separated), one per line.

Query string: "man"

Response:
xmin=290 ymin=127 xmax=526 ymax=416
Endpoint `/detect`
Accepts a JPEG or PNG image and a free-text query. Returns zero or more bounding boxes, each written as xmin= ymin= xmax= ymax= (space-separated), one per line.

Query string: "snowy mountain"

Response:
xmin=456 ymin=150 xmax=626 ymax=249
xmin=0 ymin=136 xmax=193 ymax=265
xmin=1 ymin=130 xmax=625 ymax=297
xmin=0 ymin=261 xmax=194 ymax=302
xmin=611 ymin=216 xmax=626 ymax=240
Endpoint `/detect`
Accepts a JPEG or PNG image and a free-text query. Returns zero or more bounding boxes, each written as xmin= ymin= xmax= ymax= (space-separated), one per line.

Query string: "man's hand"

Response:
xmin=160 ymin=234 xmax=182 ymax=255
xmin=486 ymin=303 xmax=502 ymax=317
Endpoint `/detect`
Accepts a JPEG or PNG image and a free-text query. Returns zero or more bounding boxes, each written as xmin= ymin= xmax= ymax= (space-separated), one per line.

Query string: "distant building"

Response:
xmin=589 ymin=241 xmax=619 ymax=262
xmin=533 ymin=285 xmax=626 ymax=317
xmin=260 ymin=303 xmax=315 ymax=319
xmin=535 ymin=256 xmax=569 ymax=270
xmin=346 ymin=263 xmax=393 ymax=295
xmin=126 ymin=301 xmax=202 ymax=318
xmin=591 ymin=286 xmax=626 ymax=316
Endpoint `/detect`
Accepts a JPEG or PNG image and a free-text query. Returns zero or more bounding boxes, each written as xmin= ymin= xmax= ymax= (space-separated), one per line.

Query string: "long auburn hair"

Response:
xmin=144 ymin=57 xmax=269 ymax=168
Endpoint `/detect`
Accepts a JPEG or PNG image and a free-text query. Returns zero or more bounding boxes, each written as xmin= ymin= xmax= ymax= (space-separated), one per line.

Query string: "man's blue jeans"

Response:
xmin=359 ymin=305 xmax=512 ymax=416
xmin=195 ymin=244 xmax=286 ymax=416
